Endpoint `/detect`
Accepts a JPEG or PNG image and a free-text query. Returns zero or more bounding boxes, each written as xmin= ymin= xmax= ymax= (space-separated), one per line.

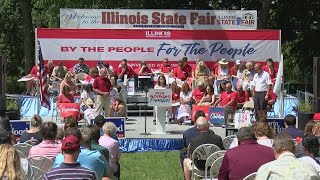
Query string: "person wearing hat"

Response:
xmin=313 ymin=113 xmax=320 ymax=121
xmin=216 ymin=59 xmax=231 ymax=81
xmin=44 ymin=135 xmax=97 ymax=180
xmin=230 ymin=60 xmax=242 ymax=78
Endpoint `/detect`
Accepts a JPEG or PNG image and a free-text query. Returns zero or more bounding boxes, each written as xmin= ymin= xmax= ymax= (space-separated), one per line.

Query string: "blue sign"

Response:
xmin=267 ymin=118 xmax=285 ymax=134
xmin=209 ymin=107 xmax=225 ymax=125
xmin=91 ymin=117 xmax=126 ymax=138
xmin=10 ymin=120 xmax=30 ymax=137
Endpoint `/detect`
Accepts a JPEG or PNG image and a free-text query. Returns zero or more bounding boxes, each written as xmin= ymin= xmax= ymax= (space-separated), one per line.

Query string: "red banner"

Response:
xmin=59 ymin=103 xmax=80 ymax=118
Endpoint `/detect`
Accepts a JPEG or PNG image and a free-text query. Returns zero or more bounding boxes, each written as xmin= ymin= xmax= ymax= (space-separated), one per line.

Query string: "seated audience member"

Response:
xmin=279 ymin=114 xmax=304 ymax=139
xmin=109 ymin=77 xmax=125 ymax=117
xmin=96 ymin=61 xmax=104 ymax=72
xmin=213 ymin=82 xmax=237 ymax=125
xmin=219 ymin=127 xmax=274 ymax=180
xmin=170 ymin=81 xmax=181 ymax=121
xmin=80 ymin=84 xmax=95 ymax=112
xmin=229 ymin=122 xmax=275 ymax=149
xmin=180 ymin=110 xmax=206 ymax=169
xmin=198 ymin=85 xmax=215 ymax=106
xmin=192 ymin=80 xmax=205 ymax=104
xmin=159 ymin=58 xmax=172 ymax=75
xmin=117 ymin=59 xmax=135 ymax=82
xmin=194 ymin=60 xmax=210 ymax=85
xmin=262 ymin=58 xmax=278 ymax=84
xmin=210 ymin=59 xmax=220 ymax=79
xmin=267 ymin=90 xmax=277 ymax=110
xmin=89 ymin=125 xmax=110 ymax=161
xmin=86 ymin=67 xmax=99 ymax=81
xmin=59 ymin=72 xmax=76 ymax=95
xmin=0 ymin=144 xmax=25 ymax=179
xmin=236 ymin=83 xmax=249 ymax=109
xmin=51 ymin=61 xmax=68 ymax=81
xmin=20 ymin=115 xmax=43 ymax=145
xmin=173 ymin=59 xmax=190 ymax=81
xmin=177 ymin=82 xmax=193 ymax=125
xmin=192 ymin=58 xmax=202 ymax=79
xmin=57 ymin=86 xmax=75 ymax=108
xmin=236 ymin=62 xmax=246 ymax=80
xmin=134 ymin=61 xmax=152 ymax=76
xmin=0 ymin=116 xmax=16 ymax=144
xmin=99 ymin=122 xmax=121 ymax=179
xmin=29 ymin=122 xmax=61 ymax=157
xmin=183 ymin=117 xmax=223 ymax=180
xmin=45 ymin=60 xmax=56 ymax=77
xmin=299 ymin=134 xmax=320 ymax=172
xmin=53 ymin=127 xmax=113 ymax=180
xmin=63 ymin=118 xmax=77 ymax=131
xmin=245 ymin=61 xmax=255 ymax=80
xmin=104 ymin=62 xmax=114 ymax=77
xmin=256 ymin=134 xmax=320 ymax=179
xmin=296 ymin=121 xmax=318 ymax=157
xmin=215 ymin=59 xmax=231 ymax=81
xmin=73 ymin=57 xmax=89 ymax=74
xmin=94 ymin=115 xmax=118 ymax=141
xmin=44 ymin=135 xmax=97 ymax=180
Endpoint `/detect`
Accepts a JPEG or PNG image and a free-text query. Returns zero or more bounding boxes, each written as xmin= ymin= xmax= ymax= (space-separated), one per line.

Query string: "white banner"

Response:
xmin=148 ymin=89 xmax=172 ymax=107
xmin=60 ymin=9 xmax=257 ymax=30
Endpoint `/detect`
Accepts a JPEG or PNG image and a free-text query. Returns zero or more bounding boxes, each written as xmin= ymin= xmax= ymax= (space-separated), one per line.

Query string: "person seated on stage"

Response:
xmin=160 ymin=58 xmax=173 ymax=75
xmin=177 ymin=82 xmax=193 ymax=125
xmin=230 ymin=59 xmax=241 ymax=78
xmin=59 ymin=72 xmax=76 ymax=96
xmin=73 ymin=57 xmax=89 ymax=74
xmin=210 ymin=59 xmax=220 ymax=79
xmin=116 ymin=59 xmax=136 ymax=83
xmin=245 ymin=61 xmax=255 ymax=80
xmin=170 ymin=81 xmax=181 ymax=121
xmin=20 ymin=114 xmax=43 ymax=145
xmin=51 ymin=61 xmax=68 ymax=81
xmin=86 ymin=66 xmax=99 ymax=81
xmin=192 ymin=80 xmax=205 ymax=104
xmin=215 ymin=59 xmax=231 ymax=81
xmin=194 ymin=60 xmax=211 ymax=85
xmin=198 ymin=85 xmax=215 ymax=106
xmin=23 ymin=64 xmax=46 ymax=95
xmin=96 ymin=60 xmax=104 ymax=73
xmin=218 ymin=80 xmax=228 ymax=94
xmin=80 ymin=84 xmax=95 ymax=112
xmin=173 ymin=60 xmax=190 ymax=81
xmin=104 ymin=62 xmax=114 ymax=77
xmin=298 ymin=134 xmax=320 ymax=172
xmin=45 ymin=60 xmax=56 ymax=77
xmin=263 ymin=58 xmax=278 ymax=84
xmin=183 ymin=117 xmax=224 ymax=180
xmin=135 ymin=61 xmax=152 ymax=76
xmin=213 ymin=82 xmax=237 ymax=126
xmin=29 ymin=122 xmax=61 ymax=157
xmin=109 ymin=77 xmax=125 ymax=117
xmin=57 ymin=86 xmax=75 ymax=108
xmin=192 ymin=58 xmax=202 ymax=79
xmin=278 ymin=114 xmax=304 ymax=139
xmin=236 ymin=62 xmax=247 ymax=80
xmin=236 ymin=83 xmax=249 ymax=109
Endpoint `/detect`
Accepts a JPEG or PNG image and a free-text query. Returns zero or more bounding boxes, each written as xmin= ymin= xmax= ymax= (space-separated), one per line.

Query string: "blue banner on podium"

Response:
xmin=91 ymin=117 xmax=126 ymax=138
xmin=10 ymin=120 xmax=30 ymax=137
xmin=209 ymin=107 xmax=225 ymax=125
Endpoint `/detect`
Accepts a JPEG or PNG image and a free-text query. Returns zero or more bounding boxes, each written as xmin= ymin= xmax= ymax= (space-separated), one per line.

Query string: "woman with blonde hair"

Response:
xmin=195 ymin=60 xmax=210 ymax=85
xmin=0 ymin=144 xmax=24 ymax=180
xmin=59 ymin=72 xmax=76 ymax=95
xmin=20 ymin=114 xmax=43 ymax=145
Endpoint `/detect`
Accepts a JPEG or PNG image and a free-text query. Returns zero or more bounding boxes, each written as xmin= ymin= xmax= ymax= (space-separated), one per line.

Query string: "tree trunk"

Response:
xmin=258 ymin=0 xmax=272 ymax=29
xmin=20 ymin=0 xmax=34 ymax=73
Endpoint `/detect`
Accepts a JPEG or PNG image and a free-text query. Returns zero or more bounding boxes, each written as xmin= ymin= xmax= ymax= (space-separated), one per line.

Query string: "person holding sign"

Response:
xmin=93 ymin=68 xmax=112 ymax=117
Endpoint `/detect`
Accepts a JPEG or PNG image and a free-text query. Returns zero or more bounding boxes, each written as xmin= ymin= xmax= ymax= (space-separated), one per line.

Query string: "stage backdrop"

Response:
xmin=36 ymin=29 xmax=280 ymax=69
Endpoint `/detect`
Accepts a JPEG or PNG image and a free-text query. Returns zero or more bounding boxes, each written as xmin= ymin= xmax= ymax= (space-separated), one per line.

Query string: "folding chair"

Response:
xmin=51 ymin=96 xmax=60 ymax=122
xmin=17 ymin=149 xmax=27 ymax=159
xmin=31 ymin=165 xmax=44 ymax=180
xmin=25 ymin=140 xmax=38 ymax=146
xmin=27 ymin=156 xmax=54 ymax=173
xmin=209 ymin=156 xmax=224 ymax=179
xmin=13 ymin=143 xmax=32 ymax=158
xmin=204 ymin=150 xmax=226 ymax=179
xmin=222 ymin=135 xmax=237 ymax=150
xmin=243 ymin=172 xmax=257 ymax=180
xmin=191 ymin=144 xmax=221 ymax=180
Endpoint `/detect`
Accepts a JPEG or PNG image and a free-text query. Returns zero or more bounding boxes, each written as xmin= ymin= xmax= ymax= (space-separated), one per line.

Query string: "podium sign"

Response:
xmin=10 ymin=120 xmax=30 ymax=137
xmin=148 ymin=89 xmax=172 ymax=107
xmin=91 ymin=117 xmax=126 ymax=138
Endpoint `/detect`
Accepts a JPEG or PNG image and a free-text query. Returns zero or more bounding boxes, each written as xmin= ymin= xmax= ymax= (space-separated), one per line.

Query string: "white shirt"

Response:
xmin=299 ymin=156 xmax=320 ymax=172
xmin=252 ymin=71 xmax=272 ymax=92
xmin=154 ymin=85 xmax=168 ymax=89
xmin=80 ymin=90 xmax=95 ymax=106
xmin=110 ymin=87 xmax=119 ymax=103
xmin=180 ymin=91 xmax=192 ymax=101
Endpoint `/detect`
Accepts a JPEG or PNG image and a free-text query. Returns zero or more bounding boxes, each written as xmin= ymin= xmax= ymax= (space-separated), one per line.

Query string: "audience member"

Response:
xmin=29 ymin=122 xmax=61 ymax=157
xmin=51 ymin=61 xmax=68 ymax=81
xmin=99 ymin=122 xmax=121 ymax=179
xmin=23 ymin=64 xmax=41 ymax=95
xmin=236 ymin=83 xmax=249 ymax=109
xmin=56 ymin=85 xmax=75 ymax=107
xmin=0 ymin=144 xmax=25 ymax=180
xmin=80 ymin=84 xmax=95 ymax=112
xmin=177 ymin=82 xmax=193 ymax=125
xmin=93 ymin=68 xmax=112 ymax=117
xmin=63 ymin=118 xmax=77 ymax=131
xmin=183 ymin=117 xmax=223 ymax=180
xmin=198 ymin=85 xmax=215 ymax=106
xmin=103 ymin=62 xmax=114 ymax=77
xmin=87 ymin=67 xmax=99 ymax=80
xmin=182 ymin=57 xmax=192 ymax=75
xmin=0 ymin=116 xmax=16 ymax=144
xmin=256 ymin=133 xmax=319 ymax=179
xmin=89 ymin=125 xmax=110 ymax=161
xmin=192 ymin=80 xmax=205 ymax=104
xmin=219 ymin=127 xmax=274 ymax=180
xmin=159 ymin=58 xmax=172 ymax=74
xmin=230 ymin=60 xmax=241 ymax=77
xmin=262 ymin=58 xmax=278 ymax=84
xmin=170 ymin=81 xmax=181 ymax=121
xmin=53 ymin=128 xmax=113 ymax=180
xmin=109 ymin=77 xmax=125 ymax=117
xmin=279 ymin=114 xmax=304 ymax=139
xmin=20 ymin=114 xmax=43 ymax=145
xmin=173 ymin=59 xmax=190 ymax=81
xmin=117 ymin=59 xmax=135 ymax=82
xmin=216 ymin=59 xmax=230 ymax=81
xmin=134 ymin=61 xmax=152 ymax=76
xmin=44 ymin=135 xmax=97 ymax=180
xmin=296 ymin=121 xmax=318 ymax=158
xmin=59 ymin=72 xmax=76 ymax=95
xmin=45 ymin=60 xmax=56 ymax=77
xmin=299 ymin=134 xmax=320 ymax=172
xmin=73 ymin=57 xmax=89 ymax=74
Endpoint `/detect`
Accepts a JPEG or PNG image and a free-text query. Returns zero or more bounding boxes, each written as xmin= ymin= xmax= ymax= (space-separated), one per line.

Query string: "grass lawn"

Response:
xmin=120 ymin=151 xmax=184 ymax=180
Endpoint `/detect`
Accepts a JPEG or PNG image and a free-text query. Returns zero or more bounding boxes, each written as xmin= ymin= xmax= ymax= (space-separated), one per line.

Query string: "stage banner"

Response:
xmin=191 ymin=105 xmax=210 ymax=121
xmin=209 ymin=107 xmax=225 ymax=125
xmin=10 ymin=120 xmax=30 ymax=137
xmin=60 ymin=9 xmax=257 ymax=30
xmin=267 ymin=118 xmax=285 ymax=134
xmin=148 ymin=89 xmax=172 ymax=107
xmin=59 ymin=103 xmax=80 ymax=118
xmin=91 ymin=117 xmax=126 ymax=138
xmin=36 ymin=28 xmax=281 ymax=69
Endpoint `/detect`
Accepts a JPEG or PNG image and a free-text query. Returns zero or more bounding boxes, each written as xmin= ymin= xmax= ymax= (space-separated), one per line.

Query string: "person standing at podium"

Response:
xmin=153 ymin=75 xmax=169 ymax=125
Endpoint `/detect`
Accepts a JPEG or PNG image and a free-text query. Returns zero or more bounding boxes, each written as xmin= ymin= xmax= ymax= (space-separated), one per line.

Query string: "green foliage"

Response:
xmin=6 ymin=76 xmax=25 ymax=94
xmin=6 ymin=99 xmax=19 ymax=111
xmin=298 ymin=99 xmax=312 ymax=112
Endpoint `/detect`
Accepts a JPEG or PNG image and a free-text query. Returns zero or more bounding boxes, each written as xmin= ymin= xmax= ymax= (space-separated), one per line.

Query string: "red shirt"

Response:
xmin=172 ymin=88 xmax=181 ymax=101
xmin=134 ymin=66 xmax=152 ymax=76
xmin=220 ymin=91 xmax=237 ymax=109
xmin=236 ymin=91 xmax=249 ymax=104
xmin=93 ymin=76 xmax=111 ymax=93
xmin=57 ymin=94 xmax=74 ymax=107
xmin=116 ymin=65 xmax=135 ymax=79
xmin=30 ymin=65 xmax=49 ymax=78
xmin=193 ymin=88 xmax=205 ymax=103
xmin=268 ymin=91 xmax=277 ymax=105
xmin=230 ymin=67 xmax=236 ymax=76
xmin=262 ymin=65 xmax=278 ymax=83
xmin=212 ymin=63 xmax=219 ymax=73
xmin=45 ymin=64 xmax=55 ymax=76
xmin=173 ymin=67 xmax=189 ymax=81
xmin=160 ymin=64 xmax=172 ymax=73
xmin=183 ymin=64 xmax=192 ymax=76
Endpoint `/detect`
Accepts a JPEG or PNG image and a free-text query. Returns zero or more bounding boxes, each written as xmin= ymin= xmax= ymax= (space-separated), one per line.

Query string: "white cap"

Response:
xmin=235 ymin=60 xmax=241 ymax=65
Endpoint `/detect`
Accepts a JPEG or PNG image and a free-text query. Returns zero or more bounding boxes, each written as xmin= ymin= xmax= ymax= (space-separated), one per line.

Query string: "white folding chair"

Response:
xmin=16 ymin=149 xmax=27 ymax=159
xmin=209 ymin=156 xmax=224 ymax=179
xmin=25 ymin=140 xmax=38 ymax=146
xmin=27 ymin=156 xmax=54 ymax=173
xmin=51 ymin=96 xmax=60 ymax=122
xmin=243 ymin=172 xmax=257 ymax=180
xmin=222 ymin=135 xmax=237 ymax=150
xmin=191 ymin=144 xmax=221 ymax=180
xmin=31 ymin=165 xmax=44 ymax=180
xmin=13 ymin=143 xmax=32 ymax=158
xmin=204 ymin=150 xmax=226 ymax=179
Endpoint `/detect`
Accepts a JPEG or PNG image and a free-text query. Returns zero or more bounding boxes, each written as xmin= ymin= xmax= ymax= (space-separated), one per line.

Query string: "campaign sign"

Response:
xmin=267 ymin=118 xmax=285 ymax=134
xmin=191 ymin=105 xmax=210 ymax=121
xmin=209 ymin=107 xmax=225 ymax=125
xmin=148 ymin=89 xmax=172 ymax=107
xmin=91 ymin=117 xmax=126 ymax=138
xmin=59 ymin=103 xmax=80 ymax=118
xmin=10 ymin=120 xmax=30 ymax=137
xmin=226 ymin=128 xmax=238 ymax=137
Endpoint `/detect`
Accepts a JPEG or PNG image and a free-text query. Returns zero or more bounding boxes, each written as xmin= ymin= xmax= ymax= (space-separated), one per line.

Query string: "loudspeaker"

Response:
xmin=313 ymin=57 xmax=320 ymax=112
xmin=0 ymin=55 xmax=6 ymax=115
